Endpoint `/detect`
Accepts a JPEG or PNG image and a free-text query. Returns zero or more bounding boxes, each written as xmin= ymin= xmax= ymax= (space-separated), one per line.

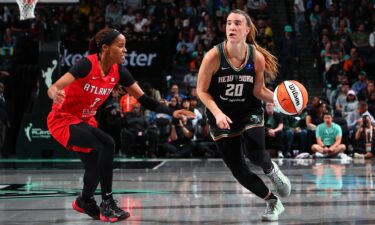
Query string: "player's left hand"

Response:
xmin=172 ymin=109 xmax=196 ymax=120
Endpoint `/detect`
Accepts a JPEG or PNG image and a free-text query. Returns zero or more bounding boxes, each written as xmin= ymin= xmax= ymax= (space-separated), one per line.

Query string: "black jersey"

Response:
xmin=207 ymin=42 xmax=263 ymax=124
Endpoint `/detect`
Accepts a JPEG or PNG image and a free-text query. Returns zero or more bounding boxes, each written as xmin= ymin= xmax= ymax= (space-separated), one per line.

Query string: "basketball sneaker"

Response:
xmin=100 ymin=198 xmax=130 ymax=222
xmin=262 ymin=197 xmax=285 ymax=221
xmin=72 ymin=196 xmax=100 ymax=220
xmin=266 ymin=161 xmax=291 ymax=197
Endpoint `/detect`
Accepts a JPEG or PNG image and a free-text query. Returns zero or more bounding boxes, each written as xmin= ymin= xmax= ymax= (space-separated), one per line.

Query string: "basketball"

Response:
xmin=273 ymin=80 xmax=308 ymax=115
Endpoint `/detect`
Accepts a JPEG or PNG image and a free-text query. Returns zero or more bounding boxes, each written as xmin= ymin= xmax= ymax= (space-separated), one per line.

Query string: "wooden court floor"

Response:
xmin=0 ymin=158 xmax=374 ymax=225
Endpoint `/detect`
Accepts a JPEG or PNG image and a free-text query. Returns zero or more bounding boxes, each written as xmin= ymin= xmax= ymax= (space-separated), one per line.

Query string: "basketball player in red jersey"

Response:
xmin=197 ymin=10 xmax=290 ymax=221
xmin=47 ymin=28 xmax=194 ymax=222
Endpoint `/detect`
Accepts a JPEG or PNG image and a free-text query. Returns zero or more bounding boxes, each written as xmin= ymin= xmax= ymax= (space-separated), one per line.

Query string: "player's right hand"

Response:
xmin=53 ymin=90 xmax=66 ymax=105
xmin=215 ymin=112 xmax=232 ymax=130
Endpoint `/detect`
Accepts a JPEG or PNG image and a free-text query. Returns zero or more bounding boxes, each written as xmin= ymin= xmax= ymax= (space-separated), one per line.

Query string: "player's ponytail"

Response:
xmin=88 ymin=37 xmax=99 ymax=54
xmin=88 ymin=28 xmax=122 ymax=55
xmin=229 ymin=9 xmax=278 ymax=80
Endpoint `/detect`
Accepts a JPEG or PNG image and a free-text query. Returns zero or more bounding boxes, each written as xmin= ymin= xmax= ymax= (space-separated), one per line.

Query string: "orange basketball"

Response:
xmin=273 ymin=80 xmax=308 ymax=115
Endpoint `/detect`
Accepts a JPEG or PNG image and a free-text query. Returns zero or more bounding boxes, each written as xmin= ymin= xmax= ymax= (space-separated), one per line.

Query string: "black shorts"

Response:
xmin=209 ymin=114 xmax=264 ymax=141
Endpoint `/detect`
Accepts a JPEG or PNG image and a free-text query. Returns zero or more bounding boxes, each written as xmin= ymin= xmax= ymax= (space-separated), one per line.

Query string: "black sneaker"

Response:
xmin=72 ymin=196 xmax=100 ymax=220
xmin=100 ymin=198 xmax=130 ymax=222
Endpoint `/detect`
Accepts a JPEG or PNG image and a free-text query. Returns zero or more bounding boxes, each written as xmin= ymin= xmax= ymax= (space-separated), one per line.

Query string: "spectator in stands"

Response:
xmin=347 ymin=101 xmax=375 ymax=138
xmin=216 ymin=0 xmax=231 ymax=18
xmin=335 ymin=82 xmax=350 ymax=112
xmin=277 ymin=25 xmax=299 ymax=80
xmin=146 ymin=98 xmax=171 ymax=124
xmin=183 ymin=62 xmax=198 ymax=94
xmin=324 ymin=50 xmax=340 ymax=73
xmin=353 ymin=114 xmax=375 ymax=159
xmin=201 ymin=26 xmax=221 ymax=50
xmin=309 ymin=4 xmax=322 ymax=42
xmin=176 ymin=31 xmax=195 ymax=54
xmin=324 ymin=64 xmax=340 ymax=101
xmin=189 ymin=96 xmax=203 ymax=127
xmin=121 ymin=7 xmax=136 ymax=27
xmin=351 ymin=23 xmax=369 ymax=48
xmin=343 ymin=47 xmax=365 ymax=82
xmin=311 ymin=111 xmax=347 ymax=158
xmin=333 ymin=17 xmax=351 ymax=36
xmin=329 ymin=74 xmax=349 ymax=106
xmin=191 ymin=42 xmax=206 ymax=59
xmin=165 ymin=84 xmax=187 ymax=102
xmin=247 ymin=0 xmax=267 ymax=17
xmin=120 ymin=103 xmax=149 ymax=157
xmin=141 ymin=82 xmax=160 ymax=102
xmin=283 ymin=114 xmax=305 ymax=158
xmin=0 ymin=48 xmax=13 ymax=74
xmin=357 ymin=79 xmax=375 ymax=115
xmin=352 ymin=70 xmax=368 ymax=94
xmin=122 ymin=0 xmax=142 ymax=10
xmin=264 ymin=102 xmax=285 ymax=158
xmin=305 ymin=98 xmax=327 ymax=152
xmin=173 ymin=44 xmax=192 ymax=68
xmin=193 ymin=116 xmax=218 ymax=158
xmin=168 ymin=96 xmax=181 ymax=111
xmin=103 ymin=87 xmax=123 ymax=154
xmin=169 ymin=107 xmax=195 ymax=158
xmin=293 ymin=0 xmax=305 ymax=35
xmin=0 ymin=27 xmax=17 ymax=56
xmin=340 ymin=90 xmax=359 ymax=119
xmin=0 ymin=82 xmax=7 ymax=155
xmin=133 ymin=12 xmax=150 ymax=33
xmin=120 ymin=89 xmax=139 ymax=114
xmin=370 ymin=25 xmax=375 ymax=49
xmin=105 ymin=1 xmax=122 ymax=27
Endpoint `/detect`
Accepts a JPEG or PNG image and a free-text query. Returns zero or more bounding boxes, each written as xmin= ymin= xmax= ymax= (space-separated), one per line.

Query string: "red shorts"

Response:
xmin=47 ymin=110 xmax=97 ymax=153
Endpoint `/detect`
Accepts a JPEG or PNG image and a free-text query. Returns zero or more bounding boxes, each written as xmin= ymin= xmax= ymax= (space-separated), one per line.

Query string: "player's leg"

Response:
xmin=69 ymin=122 xmax=130 ymax=222
xmin=72 ymin=151 xmax=100 ymax=219
xmin=243 ymin=127 xmax=291 ymax=197
xmin=215 ymin=135 xmax=270 ymax=198
xmin=242 ymin=127 xmax=288 ymax=221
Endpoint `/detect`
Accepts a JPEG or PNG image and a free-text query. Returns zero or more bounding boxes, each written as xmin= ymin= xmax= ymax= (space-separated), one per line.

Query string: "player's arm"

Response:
xmin=119 ymin=66 xmax=194 ymax=119
xmin=253 ymin=49 xmax=273 ymax=103
xmin=47 ymin=73 xmax=75 ymax=104
xmin=197 ymin=49 xmax=221 ymax=117
xmin=197 ymin=48 xmax=232 ymax=129
xmin=48 ymin=58 xmax=91 ymax=104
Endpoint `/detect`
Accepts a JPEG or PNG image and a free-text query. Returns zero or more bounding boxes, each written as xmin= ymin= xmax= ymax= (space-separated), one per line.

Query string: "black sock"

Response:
xmin=81 ymin=193 xmax=94 ymax=203
xmin=102 ymin=192 xmax=113 ymax=201
xmin=263 ymin=164 xmax=274 ymax=174
xmin=265 ymin=192 xmax=277 ymax=201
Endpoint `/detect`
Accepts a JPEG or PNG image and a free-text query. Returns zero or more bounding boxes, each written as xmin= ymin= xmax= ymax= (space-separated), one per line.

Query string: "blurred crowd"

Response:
xmin=0 ymin=0 xmax=374 ymax=160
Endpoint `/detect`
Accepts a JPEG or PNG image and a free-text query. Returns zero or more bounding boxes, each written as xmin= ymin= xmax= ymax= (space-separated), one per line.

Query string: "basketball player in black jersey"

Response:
xmin=197 ymin=9 xmax=291 ymax=221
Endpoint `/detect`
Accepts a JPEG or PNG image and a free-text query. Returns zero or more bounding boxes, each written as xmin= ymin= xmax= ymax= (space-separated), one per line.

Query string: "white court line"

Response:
xmin=152 ymin=161 xmax=167 ymax=170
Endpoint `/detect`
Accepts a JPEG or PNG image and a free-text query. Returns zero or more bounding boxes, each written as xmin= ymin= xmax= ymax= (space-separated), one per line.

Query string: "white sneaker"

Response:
xmin=266 ymin=161 xmax=291 ymax=197
xmin=278 ymin=151 xmax=284 ymax=158
xmin=262 ymin=197 xmax=285 ymax=221
xmin=354 ymin=152 xmax=365 ymax=158
xmin=339 ymin=153 xmax=352 ymax=161
xmin=295 ymin=152 xmax=311 ymax=159
xmin=315 ymin=152 xmax=325 ymax=158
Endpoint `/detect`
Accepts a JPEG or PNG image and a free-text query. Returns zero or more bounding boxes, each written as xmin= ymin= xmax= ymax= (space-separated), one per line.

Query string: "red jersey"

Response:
xmin=47 ymin=54 xmax=120 ymax=152
xmin=53 ymin=54 xmax=119 ymax=119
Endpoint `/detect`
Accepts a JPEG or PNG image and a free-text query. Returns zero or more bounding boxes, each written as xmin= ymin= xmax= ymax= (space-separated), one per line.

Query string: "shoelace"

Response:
xmin=86 ymin=198 xmax=97 ymax=206
xmin=107 ymin=199 xmax=123 ymax=212
xmin=265 ymin=201 xmax=277 ymax=214
xmin=270 ymin=170 xmax=284 ymax=187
